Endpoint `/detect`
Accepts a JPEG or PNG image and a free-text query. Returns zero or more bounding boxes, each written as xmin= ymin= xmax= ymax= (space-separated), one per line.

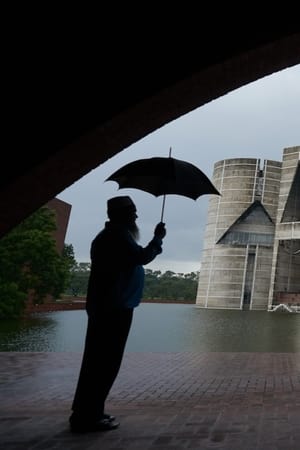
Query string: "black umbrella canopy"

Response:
xmin=106 ymin=157 xmax=220 ymax=199
xmin=106 ymin=156 xmax=221 ymax=221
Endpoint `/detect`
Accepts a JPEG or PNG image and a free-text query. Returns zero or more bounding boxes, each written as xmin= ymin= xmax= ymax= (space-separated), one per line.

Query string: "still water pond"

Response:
xmin=0 ymin=303 xmax=300 ymax=352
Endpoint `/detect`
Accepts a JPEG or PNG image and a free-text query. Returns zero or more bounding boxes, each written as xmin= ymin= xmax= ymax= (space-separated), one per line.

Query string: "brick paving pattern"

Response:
xmin=0 ymin=352 xmax=300 ymax=449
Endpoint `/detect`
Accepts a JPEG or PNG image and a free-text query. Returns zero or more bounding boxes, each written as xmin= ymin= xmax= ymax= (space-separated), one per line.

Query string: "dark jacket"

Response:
xmin=86 ymin=221 xmax=162 ymax=316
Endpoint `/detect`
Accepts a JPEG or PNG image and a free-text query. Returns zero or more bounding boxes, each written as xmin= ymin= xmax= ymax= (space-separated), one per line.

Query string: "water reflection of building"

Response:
xmin=196 ymin=146 xmax=300 ymax=311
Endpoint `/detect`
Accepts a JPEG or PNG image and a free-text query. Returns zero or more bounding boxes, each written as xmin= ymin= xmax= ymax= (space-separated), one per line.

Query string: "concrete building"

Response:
xmin=196 ymin=146 xmax=299 ymax=310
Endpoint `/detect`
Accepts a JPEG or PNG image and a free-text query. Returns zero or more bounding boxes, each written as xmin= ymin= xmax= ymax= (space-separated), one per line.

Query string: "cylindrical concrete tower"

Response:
xmin=268 ymin=146 xmax=300 ymax=308
xmin=196 ymin=157 xmax=281 ymax=310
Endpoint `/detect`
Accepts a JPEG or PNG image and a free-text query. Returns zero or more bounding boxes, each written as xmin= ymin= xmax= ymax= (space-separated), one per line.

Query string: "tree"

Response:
xmin=0 ymin=207 xmax=71 ymax=318
xmin=65 ymin=261 xmax=90 ymax=296
xmin=62 ymin=243 xmax=77 ymax=272
xmin=143 ymin=269 xmax=199 ymax=302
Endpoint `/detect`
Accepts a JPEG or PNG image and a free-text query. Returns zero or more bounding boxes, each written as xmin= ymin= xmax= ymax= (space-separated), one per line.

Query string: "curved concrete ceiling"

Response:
xmin=1 ymin=29 xmax=300 ymax=238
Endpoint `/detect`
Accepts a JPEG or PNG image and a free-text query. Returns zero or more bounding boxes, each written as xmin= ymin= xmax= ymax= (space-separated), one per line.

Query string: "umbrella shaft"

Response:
xmin=160 ymin=147 xmax=171 ymax=221
xmin=160 ymin=194 xmax=166 ymax=222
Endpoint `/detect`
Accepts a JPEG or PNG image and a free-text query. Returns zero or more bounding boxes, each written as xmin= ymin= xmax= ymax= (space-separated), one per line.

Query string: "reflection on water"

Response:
xmin=0 ymin=303 xmax=300 ymax=352
xmin=0 ymin=312 xmax=87 ymax=352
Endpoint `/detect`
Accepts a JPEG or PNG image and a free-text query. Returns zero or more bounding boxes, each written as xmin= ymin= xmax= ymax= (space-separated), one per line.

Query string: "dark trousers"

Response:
xmin=71 ymin=308 xmax=133 ymax=421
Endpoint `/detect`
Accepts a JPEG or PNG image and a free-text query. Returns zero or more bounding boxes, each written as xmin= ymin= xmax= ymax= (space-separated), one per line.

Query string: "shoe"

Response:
xmin=70 ymin=418 xmax=120 ymax=434
xmin=102 ymin=413 xmax=116 ymax=422
xmin=69 ymin=412 xmax=116 ymax=423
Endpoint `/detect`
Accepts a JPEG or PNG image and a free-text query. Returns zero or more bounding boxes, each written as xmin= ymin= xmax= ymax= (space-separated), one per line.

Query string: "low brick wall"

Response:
xmin=25 ymin=296 xmax=194 ymax=315
xmin=25 ymin=296 xmax=86 ymax=314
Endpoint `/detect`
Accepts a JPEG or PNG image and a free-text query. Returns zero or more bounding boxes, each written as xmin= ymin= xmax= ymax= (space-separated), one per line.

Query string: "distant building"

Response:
xmin=196 ymin=146 xmax=300 ymax=310
xmin=46 ymin=198 xmax=72 ymax=253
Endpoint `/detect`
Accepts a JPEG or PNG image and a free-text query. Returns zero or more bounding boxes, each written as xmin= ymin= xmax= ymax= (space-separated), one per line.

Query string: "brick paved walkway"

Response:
xmin=0 ymin=352 xmax=300 ymax=449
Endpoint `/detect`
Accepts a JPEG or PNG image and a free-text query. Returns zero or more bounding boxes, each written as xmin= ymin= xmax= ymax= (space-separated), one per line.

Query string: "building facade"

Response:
xmin=196 ymin=146 xmax=299 ymax=310
xmin=46 ymin=198 xmax=72 ymax=253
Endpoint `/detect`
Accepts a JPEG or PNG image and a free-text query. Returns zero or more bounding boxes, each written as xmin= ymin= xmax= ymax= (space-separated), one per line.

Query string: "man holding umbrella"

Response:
xmin=69 ymin=195 xmax=166 ymax=433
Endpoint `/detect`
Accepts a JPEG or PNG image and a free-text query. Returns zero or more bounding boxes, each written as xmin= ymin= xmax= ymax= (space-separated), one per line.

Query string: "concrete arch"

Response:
xmin=1 ymin=30 xmax=300 ymax=238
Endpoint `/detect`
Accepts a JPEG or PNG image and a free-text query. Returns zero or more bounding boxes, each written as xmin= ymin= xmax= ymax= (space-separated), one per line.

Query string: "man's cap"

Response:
xmin=107 ymin=196 xmax=136 ymax=214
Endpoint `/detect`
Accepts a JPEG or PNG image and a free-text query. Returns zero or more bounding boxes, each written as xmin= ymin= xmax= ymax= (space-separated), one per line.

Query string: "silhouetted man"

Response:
xmin=69 ymin=196 xmax=166 ymax=433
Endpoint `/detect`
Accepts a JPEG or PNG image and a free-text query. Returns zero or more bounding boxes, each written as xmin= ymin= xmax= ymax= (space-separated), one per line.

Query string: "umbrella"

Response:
xmin=106 ymin=150 xmax=220 ymax=221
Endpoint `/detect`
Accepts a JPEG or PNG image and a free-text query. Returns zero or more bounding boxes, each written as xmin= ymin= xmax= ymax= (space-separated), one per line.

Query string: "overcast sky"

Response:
xmin=57 ymin=64 xmax=300 ymax=274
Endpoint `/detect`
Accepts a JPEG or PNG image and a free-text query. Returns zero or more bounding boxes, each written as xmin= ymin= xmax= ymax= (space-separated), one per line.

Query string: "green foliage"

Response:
xmin=64 ymin=264 xmax=199 ymax=302
xmin=61 ymin=243 xmax=77 ymax=291
xmin=143 ymin=269 xmax=199 ymax=302
xmin=62 ymin=243 xmax=77 ymax=271
xmin=65 ymin=261 xmax=91 ymax=296
xmin=0 ymin=207 xmax=72 ymax=318
xmin=0 ymin=282 xmax=27 ymax=318
xmin=65 ymin=266 xmax=199 ymax=302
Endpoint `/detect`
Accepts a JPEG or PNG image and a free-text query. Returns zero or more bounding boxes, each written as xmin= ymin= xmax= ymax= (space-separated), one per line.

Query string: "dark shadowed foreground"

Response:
xmin=0 ymin=351 xmax=299 ymax=449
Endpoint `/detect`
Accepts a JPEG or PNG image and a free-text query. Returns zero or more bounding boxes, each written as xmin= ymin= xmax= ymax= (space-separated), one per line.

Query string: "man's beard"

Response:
xmin=128 ymin=222 xmax=140 ymax=241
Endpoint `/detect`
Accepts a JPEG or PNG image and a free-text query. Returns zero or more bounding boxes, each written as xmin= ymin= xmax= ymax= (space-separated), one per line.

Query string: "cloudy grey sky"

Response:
xmin=57 ymin=64 xmax=300 ymax=274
